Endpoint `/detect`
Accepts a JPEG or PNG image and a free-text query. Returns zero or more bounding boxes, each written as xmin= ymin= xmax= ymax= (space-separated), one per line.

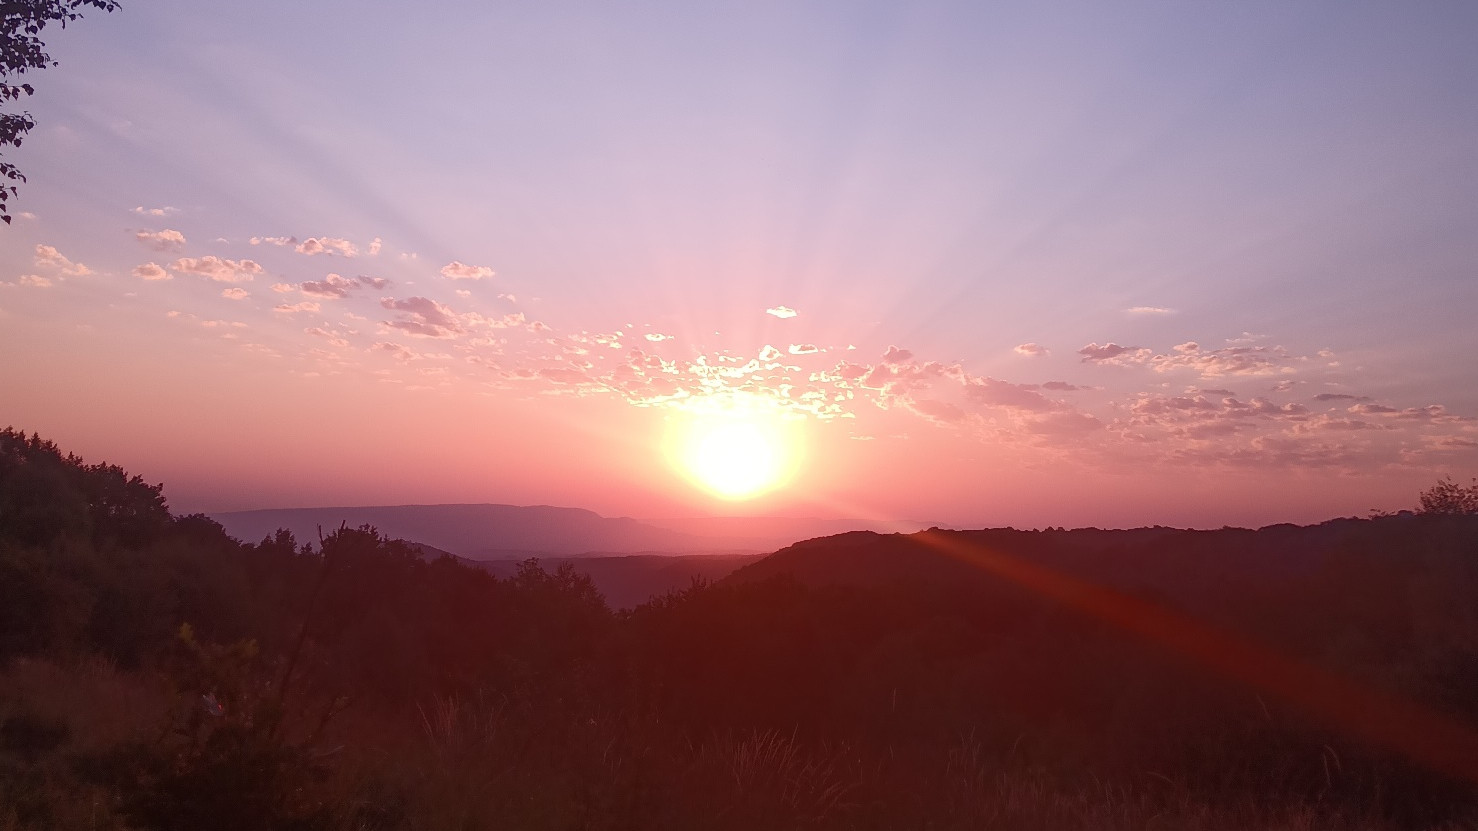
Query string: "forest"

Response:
xmin=2 ymin=425 xmax=1477 ymax=830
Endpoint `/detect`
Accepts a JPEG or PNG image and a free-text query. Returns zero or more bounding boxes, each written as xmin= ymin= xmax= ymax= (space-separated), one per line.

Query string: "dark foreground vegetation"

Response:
xmin=3 ymin=427 xmax=1477 ymax=830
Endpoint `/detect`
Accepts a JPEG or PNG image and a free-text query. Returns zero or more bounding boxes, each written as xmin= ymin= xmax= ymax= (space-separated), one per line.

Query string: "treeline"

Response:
xmin=2 ymin=426 xmax=1477 ymax=830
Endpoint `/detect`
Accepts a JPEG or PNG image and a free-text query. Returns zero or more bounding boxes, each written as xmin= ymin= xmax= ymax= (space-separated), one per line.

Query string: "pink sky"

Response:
xmin=3 ymin=2 xmax=1476 ymax=527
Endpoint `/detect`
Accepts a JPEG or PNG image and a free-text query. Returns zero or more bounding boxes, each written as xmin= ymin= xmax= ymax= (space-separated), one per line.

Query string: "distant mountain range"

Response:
xmin=210 ymin=503 xmax=939 ymax=559
xmin=209 ymin=503 xmax=938 ymax=609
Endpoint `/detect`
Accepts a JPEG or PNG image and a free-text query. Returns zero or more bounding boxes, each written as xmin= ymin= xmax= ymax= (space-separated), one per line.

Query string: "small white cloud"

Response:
xmin=221 ymin=287 xmax=249 ymax=300
xmin=270 ymin=283 xmax=295 ymax=293
xmin=1124 ymin=306 xmax=1176 ymax=315
xmin=368 ymin=237 xmax=383 ymax=256
xmin=17 ymin=275 xmax=52 ymax=287
xmin=34 ymin=244 xmax=91 ymax=276
xmin=274 ymin=301 xmax=321 ymax=314
xmin=766 ymin=305 xmax=797 ymax=319
xmin=441 ymin=261 xmax=494 ymax=280
xmin=788 ymin=343 xmax=819 ymax=355
xmin=133 ymin=206 xmax=178 ymax=217
xmin=135 ymin=229 xmax=186 ymax=251
xmin=644 ymin=333 xmax=671 ymax=342
xmin=1014 ymin=343 xmax=1047 ymax=357
xmin=172 ymin=256 xmax=262 ymax=283
xmin=132 ymin=262 xmax=170 ymax=281
xmin=296 ymin=237 xmax=358 ymax=257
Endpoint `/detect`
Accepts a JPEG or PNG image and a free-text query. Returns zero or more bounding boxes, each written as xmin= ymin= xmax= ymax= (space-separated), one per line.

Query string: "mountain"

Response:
xmin=722 ymin=516 xmax=1476 ymax=626
xmin=211 ymin=503 xmax=738 ymax=558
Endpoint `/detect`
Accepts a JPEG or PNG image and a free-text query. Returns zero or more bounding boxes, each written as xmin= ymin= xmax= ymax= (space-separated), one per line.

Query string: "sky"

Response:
xmin=3 ymin=1 xmax=1476 ymax=528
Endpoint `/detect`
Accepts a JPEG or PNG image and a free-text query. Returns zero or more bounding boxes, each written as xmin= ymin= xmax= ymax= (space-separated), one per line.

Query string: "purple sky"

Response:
xmin=3 ymin=1 xmax=1476 ymax=527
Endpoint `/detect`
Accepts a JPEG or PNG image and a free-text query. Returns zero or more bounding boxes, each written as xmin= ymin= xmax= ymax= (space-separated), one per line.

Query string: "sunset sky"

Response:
xmin=3 ymin=1 xmax=1476 ymax=528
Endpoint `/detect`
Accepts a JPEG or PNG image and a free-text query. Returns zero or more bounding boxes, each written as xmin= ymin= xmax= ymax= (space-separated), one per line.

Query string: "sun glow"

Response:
xmin=667 ymin=403 xmax=800 ymax=500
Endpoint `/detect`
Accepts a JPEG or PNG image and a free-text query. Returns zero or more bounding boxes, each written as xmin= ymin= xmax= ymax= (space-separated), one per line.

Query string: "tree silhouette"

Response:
xmin=1418 ymin=476 xmax=1478 ymax=516
xmin=1 ymin=0 xmax=119 ymax=223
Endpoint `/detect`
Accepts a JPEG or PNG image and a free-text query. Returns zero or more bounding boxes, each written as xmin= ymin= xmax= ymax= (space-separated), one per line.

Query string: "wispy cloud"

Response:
xmin=766 ymin=305 xmax=797 ymax=318
xmin=1014 ymin=343 xmax=1047 ymax=357
xmin=1124 ymin=306 xmax=1176 ymax=315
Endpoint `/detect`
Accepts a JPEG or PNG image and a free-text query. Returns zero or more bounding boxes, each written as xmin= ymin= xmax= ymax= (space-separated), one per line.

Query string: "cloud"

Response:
xmin=305 ymin=327 xmax=350 ymax=348
xmin=1314 ymin=393 xmax=1369 ymax=402
xmin=766 ymin=305 xmax=797 ymax=319
xmin=1149 ymin=341 xmax=1293 ymax=377
xmin=300 ymin=273 xmax=358 ymax=298
xmin=1026 ymin=412 xmax=1103 ymax=435
xmin=1078 ymin=342 xmax=1149 ymax=364
xmin=538 ymin=366 xmax=590 ymax=385
xmin=881 ymin=346 xmax=913 ymax=364
xmin=132 ymin=206 xmax=178 ymax=217
xmin=34 ymin=244 xmax=91 ymax=276
xmin=373 ymin=341 xmax=414 ymax=361
xmin=645 ymin=333 xmax=672 ymax=342
xmin=221 ymin=288 xmax=249 ymax=300
xmin=758 ymin=345 xmax=783 ymax=362
xmin=250 ymin=236 xmax=296 ymax=247
xmin=297 ymin=237 xmax=358 ymax=257
xmin=1124 ymin=306 xmax=1176 ymax=315
xmin=381 ymin=296 xmax=461 ymax=338
xmin=357 ymin=275 xmax=389 ymax=289
xmin=271 ymin=283 xmax=295 ymax=293
xmin=16 ymin=275 xmax=52 ymax=287
xmin=1014 ymin=343 xmax=1048 ymax=357
xmin=273 ymin=301 xmax=320 ymax=314
xmin=788 ymin=343 xmax=819 ymax=355
xmin=1292 ymin=415 xmax=1385 ymax=433
xmin=440 ymin=261 xmax=494 ymax=280
xmin=131 ymin=262 xmax=170 ymax=281
xmin=907 ymin=398 xmax=968 ymax=424
xmin=135 ymin=229 xmax=186 ymax=251
xmin=368 ymin=237 xmax=383 ymax=256
xmin=171 ymin=256 xmax=262 ymax=282
xmin=1040 ymin=381 xmax=1084 ymax=391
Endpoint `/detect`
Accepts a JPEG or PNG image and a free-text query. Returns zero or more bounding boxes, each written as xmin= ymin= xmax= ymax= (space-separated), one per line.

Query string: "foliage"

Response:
xmin=1418 ymin=476 xmax=1478 ymax=516
xmin=1 ymin=0 xmax=118 ymax=223
xmin=3 ymin=428 xmax=1478 ymax=829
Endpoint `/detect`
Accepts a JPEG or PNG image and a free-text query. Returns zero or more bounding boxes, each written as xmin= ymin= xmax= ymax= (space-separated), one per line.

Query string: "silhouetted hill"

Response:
xmin=211 ymin=503 xmax=747 ymax=557
xmin=725 ymin=515 xmax=1478 ymax=636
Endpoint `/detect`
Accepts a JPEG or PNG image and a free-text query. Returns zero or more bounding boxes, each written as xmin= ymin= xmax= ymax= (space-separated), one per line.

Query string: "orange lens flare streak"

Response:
xmin=911 ymin=529 xmax=1478 ymax=784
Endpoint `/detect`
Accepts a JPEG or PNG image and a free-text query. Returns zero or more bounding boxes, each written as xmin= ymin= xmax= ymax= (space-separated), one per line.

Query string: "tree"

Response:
xmin=2 ymin=0 xmax=119 ymax=224
xmin=1417 ymin=476 xmax=1478 ymax=516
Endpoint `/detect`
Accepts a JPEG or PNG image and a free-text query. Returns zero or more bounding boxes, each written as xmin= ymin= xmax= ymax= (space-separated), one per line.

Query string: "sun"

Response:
xmin=667 ymin=408 xmax=799 ymax=500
